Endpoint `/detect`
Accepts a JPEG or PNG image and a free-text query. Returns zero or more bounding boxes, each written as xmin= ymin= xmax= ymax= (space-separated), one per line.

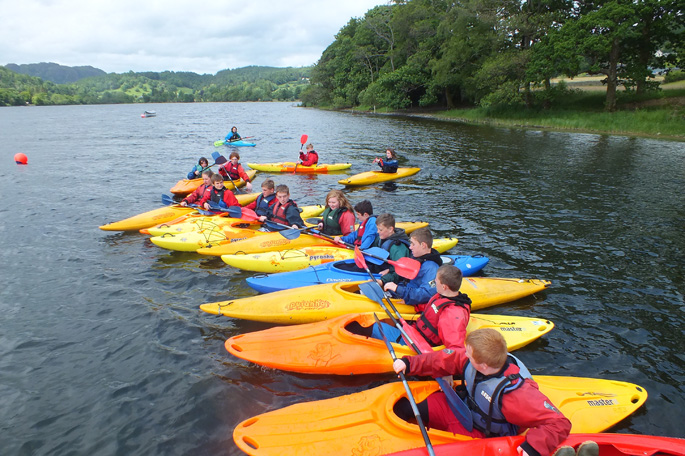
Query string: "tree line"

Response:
xmin=300 ymin=0 xmax=683 ymax=112
xmin=0 ymin=65 xmax=312 ymax=107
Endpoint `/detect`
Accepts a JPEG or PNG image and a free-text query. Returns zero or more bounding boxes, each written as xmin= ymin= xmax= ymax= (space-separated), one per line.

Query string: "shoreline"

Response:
xmin=341 ymin=108 xmax=685 ymax=142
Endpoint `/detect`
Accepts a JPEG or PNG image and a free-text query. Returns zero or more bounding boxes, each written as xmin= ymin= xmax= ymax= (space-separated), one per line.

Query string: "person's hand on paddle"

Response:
xmin=258 ymin=215 xmax=267 ymax=222
xmin=384 ymin=281 xmax=399 ymax=293
xmin=393 ymin=358 xmax=408 ymax=375
xmin=180 ymin=200 xmax=188 ymax=207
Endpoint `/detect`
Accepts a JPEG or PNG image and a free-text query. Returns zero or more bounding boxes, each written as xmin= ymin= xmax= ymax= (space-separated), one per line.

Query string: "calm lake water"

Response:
xmin=0 ymin=102 xmax=683 ymax=455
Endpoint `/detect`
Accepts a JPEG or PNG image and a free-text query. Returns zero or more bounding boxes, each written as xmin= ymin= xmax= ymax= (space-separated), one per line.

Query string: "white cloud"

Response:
xmin=0 ymin=0 xmax=388 ymax=74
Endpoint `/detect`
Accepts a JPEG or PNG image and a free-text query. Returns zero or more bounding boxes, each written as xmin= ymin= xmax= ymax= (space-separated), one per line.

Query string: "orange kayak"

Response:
xmin=225 ymin=312 xmax=554 ymax=375
xmin=389 ymin=434 xmax=685 ymax=456
xmin=233 ymin=378 xmax=647 ymax=455
xmin=170 ymin=169 xmax=257 ymax=195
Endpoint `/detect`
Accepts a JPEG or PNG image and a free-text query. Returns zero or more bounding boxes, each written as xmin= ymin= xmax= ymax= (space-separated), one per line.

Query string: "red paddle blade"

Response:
xmin=300 ymin=134 xmax=308 ymax=145
xmin=240 ymin=207 xmax=260 ymax=221
xmin=354 ymin=246 xmax=368 ymax=270
xmin=401 ymin=322 xmax=433 ymax=353
xmin=389 ymin=257 xmax=420 ymax=280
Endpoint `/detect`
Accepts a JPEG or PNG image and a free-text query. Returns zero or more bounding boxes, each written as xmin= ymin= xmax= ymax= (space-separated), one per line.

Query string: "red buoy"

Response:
xmin=14 ymin=153 xmax=28 ymax=165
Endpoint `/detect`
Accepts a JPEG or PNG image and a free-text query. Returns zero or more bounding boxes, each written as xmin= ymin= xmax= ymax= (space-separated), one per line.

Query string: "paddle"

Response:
xmin=228 ymin=136 xmax=254 ymax=143
xmin=373 ymin=313 xmax=436 ymax=456
xmin=207 ymin=201 xmax=243 ymax=218
xmin=293 ymin=134 xmax=308 ymax=174
xmin=278 ymin=226 xmax=316 ymax=240
xmin=356 ymin=251 xmax=474 ymax=432
xmin=162 ymin=194 xmax=177 ymax=206
xmin=211 ymin=151 xmax=244 ymax=194
xmin=302 ymin=228 xmax=420 ymax=279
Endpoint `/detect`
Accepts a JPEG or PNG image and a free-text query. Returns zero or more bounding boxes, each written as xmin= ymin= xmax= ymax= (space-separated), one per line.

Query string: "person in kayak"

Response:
xmin=198 ymin=174 xmax=240 ymax=211
xmin=334 ymin=200 xmax=377 ymax=249
xmin=187 ymin=157 xmax=210 ymax=179
xmin=219 ymin=151 xmax=253 ymax=192
xmin=316 ymin=189 xmax=356 ymax=236
xmin=225 ymin=126 xmax=241 ymax=142
xmin=382 ymin=227 xmax=442 ymax=306
xmin=373 ymin=148 xmax=398 ymax=173
xmin=180 ymin=169 xmax=214 ymax=206
xmin=349 ymin=264 xmax=472 ymax=353
xmin=393 ymin=328 xmax=572 ymax=456
xmin=257 ymin=184 xmax=305 ymax=229
xmin=373 ymin=213 xmax=411 ymax=284
xmin=299 ymin=144 xmax=319 ymax=166
xmin=244 ymin=179 xmax=277 ymax=217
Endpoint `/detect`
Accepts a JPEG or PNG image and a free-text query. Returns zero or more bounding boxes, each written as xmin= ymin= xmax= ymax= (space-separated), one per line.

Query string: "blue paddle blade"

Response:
xmin=435 ymin=377 xmax=474 ymax=431
xmin=363 ymin=247 xmax=389 ymax=260
xmin=161 ymin=194 xmax=175 ymax=205
xmin=358 ymin=281 xmax=385 ymax=303
xmin=211 ymin=151 xmax=221 ymax=160
xmin=264 ymin=220 xmax=286 ymax=231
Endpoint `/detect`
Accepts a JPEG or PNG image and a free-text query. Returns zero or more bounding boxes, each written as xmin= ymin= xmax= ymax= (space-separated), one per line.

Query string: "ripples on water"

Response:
xmin=0 ymin=103 xmax=683 ymax=454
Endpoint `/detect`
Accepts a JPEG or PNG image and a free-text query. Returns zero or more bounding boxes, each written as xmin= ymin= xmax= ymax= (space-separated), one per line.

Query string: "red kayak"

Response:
xmin=388 ymin=433 xmax=685 ymax=456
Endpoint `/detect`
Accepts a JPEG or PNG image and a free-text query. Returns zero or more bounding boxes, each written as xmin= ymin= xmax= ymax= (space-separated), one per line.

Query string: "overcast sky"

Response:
xmin=0 ymin=0 xmax=388 ymax=74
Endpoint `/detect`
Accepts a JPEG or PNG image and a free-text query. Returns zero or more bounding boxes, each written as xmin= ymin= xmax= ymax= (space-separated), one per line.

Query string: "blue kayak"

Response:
xmin=215 ymin=139 xmax=256 ymax=147
xmin=245 ymin=254 xmax=489 ymax=294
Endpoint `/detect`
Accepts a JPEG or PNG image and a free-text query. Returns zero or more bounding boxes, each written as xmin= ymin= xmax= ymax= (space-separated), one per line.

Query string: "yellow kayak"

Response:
xmin=143 ymin=204 xmax=325 ymax=237
xmin=169 ymin=169 xmax=256 ymax=196
xmin=247 ymin=162 xmax=351 ymax=173
xmin=219 ymin=237 xmax=458 ymax=273
xmin=99 ymin=192 xmax=260 ymax=232
xmin=225 ymin=312 xmax=554 ymax=375
xmin=233 ymin=377 xmax=647 ymax=456
xmin=196 ymin=222 xmax=432 ymax=256
xmin=199 ymin=278 xmax=551 ymax=324
xmin=99 ymin=206 xmax=195 ymax=232
xmin=339 ymin=167 xmax=421 ymax=186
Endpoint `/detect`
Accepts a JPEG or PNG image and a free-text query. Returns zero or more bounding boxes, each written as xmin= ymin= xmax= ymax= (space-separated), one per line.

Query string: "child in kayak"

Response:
xmin=373 ymin=213 xmax=411 ymax=284
xmin=382 ymin=226 xmax=442 ymax=306
xmin=257 ymin=184 xmax=305 ymax=229
xmin=198 ymin=174 xmax=240 ymax=211
xmin=180 ymin=170 xmax=214 ymax=206
xmin=244 ymin=179 xmax=277 ymax=217
xmin=334 ymin=200 xmax=377 ymax=249
xmin=373 ymin=148 xmax=398 ymax=173
xmin=187 ymin=157 xmax=210 ymax=179
xmin=316 ymin=189 xmax=356 ymax=236
xmin=299 ymin=144 xmax=319 ymax=166
xmin=225 ymin=126 xmax=241 ymax=142
xmin=393 ymin=328 xmax=572 ymax=456
xmin=219 ymin=151 xmax=253 ymax=192
xmin=350 ymin=264 xmax=472 ymax=354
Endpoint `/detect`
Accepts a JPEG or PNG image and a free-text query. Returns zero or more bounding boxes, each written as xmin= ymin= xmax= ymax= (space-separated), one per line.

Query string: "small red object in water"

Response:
xmin=14 ymin=153 xmax=28 ymax=165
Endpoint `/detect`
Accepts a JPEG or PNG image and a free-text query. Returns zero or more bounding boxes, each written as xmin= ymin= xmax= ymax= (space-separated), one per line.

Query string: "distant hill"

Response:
xmin=5 ymin=62 xmax=106 ymax=84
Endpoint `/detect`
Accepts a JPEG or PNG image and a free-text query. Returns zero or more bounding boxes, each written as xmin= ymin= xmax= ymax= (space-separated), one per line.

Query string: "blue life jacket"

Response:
xmin=463 ymin=354 xmax=532 ymax=437
xmin=255 ymin=193 xmax=276 ymax=217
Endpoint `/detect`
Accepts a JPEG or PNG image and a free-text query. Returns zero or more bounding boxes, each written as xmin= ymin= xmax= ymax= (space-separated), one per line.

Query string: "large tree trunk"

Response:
xmin=605 ymin=38 xmax=620 ymax=112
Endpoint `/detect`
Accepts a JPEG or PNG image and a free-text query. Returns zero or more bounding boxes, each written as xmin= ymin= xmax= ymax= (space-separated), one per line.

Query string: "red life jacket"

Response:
xmin=354 ymin=217 xmax=370 ymax=246
xmin=222 ymin=162 xmax=242 ymax=181
xmin=271 ymin=200 xmax=297 ymax=225
xmin=415 ymin=294 xmax=471 ymax=346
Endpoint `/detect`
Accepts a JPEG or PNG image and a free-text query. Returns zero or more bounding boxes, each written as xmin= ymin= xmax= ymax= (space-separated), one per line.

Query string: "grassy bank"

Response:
xmin=355 ymin=79 xmax=685 ymax=141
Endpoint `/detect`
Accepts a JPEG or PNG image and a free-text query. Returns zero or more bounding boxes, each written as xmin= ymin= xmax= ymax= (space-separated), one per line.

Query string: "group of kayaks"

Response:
xmin=98 ymin=144 xmax=683 ymax=456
